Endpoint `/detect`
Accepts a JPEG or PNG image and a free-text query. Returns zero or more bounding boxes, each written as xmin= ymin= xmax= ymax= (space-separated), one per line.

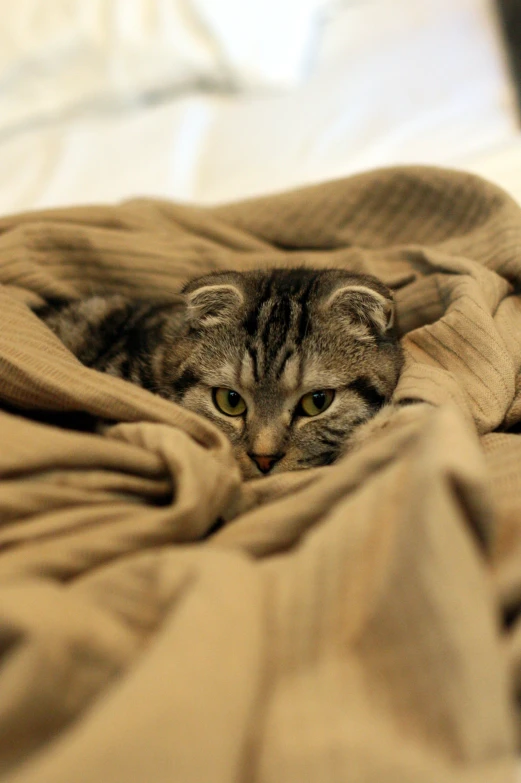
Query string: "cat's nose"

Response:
xmin=248 ymin=453 xmax=282 ymax=474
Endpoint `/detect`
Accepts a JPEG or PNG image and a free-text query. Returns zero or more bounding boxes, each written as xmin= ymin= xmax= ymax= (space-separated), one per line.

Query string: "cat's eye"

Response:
xmin=213 ymin=388 xmax=247 ymax=416
xmin=298 ymin=389 xmax=335 ymax=417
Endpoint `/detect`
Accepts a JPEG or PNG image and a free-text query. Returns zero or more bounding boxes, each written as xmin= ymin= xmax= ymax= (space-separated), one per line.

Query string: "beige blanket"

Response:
xmin=0 ymin=166 xmax=520 ymax=783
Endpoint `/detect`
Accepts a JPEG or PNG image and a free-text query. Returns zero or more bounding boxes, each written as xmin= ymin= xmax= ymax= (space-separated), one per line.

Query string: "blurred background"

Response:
xmin=2 ymin=0 xmax=521 ymax=215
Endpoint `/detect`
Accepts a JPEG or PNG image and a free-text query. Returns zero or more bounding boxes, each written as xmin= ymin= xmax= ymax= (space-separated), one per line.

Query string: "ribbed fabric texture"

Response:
xmin=0 ymin=166 xmax=520 ymax=782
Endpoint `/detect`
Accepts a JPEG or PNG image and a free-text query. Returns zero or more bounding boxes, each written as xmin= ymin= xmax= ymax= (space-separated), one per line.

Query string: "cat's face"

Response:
xmin=166 ymin=268 xmax=403 ymax=479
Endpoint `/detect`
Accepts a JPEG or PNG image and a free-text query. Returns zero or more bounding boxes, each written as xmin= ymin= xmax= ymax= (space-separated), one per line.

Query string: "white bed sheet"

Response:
xmin=0 ymin=0 xmax=325 ymax=135
xmin=0 ymin=0 xmax=518 ymax=215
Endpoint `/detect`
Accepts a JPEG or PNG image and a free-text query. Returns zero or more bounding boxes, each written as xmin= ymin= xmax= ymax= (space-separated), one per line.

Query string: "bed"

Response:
xmin=0 ymin=0 xmax=520 ymax=213
xmin=2 ymin=3 xmax=521 ymax=783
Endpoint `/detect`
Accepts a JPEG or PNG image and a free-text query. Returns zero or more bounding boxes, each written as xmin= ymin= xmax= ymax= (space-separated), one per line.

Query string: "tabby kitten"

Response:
xmin=36 ymin=267 xmax=403 ymax=478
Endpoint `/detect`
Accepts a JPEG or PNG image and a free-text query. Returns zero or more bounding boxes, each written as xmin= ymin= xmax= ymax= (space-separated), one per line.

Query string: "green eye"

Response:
xmin=213 ymin=388 xmax=246 ymax=416
xmin=299 ymin=389 xmax=335 ymax=417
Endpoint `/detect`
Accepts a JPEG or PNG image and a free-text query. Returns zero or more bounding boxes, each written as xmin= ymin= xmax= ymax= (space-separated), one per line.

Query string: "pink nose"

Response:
xmin=249 ymin=453 xmax=282 ymax=474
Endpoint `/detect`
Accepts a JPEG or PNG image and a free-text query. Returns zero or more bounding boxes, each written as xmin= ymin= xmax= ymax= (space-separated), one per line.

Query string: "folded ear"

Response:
xmin=187 ymin=283 xmax=243 ymax=327
xmin=325 ymin=284 xmax=395 ymax=338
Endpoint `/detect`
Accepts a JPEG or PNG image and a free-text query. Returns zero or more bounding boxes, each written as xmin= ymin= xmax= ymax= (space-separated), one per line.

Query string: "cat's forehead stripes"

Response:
xmin=279 ymin=352 xmax=301 ymax=392
xmin=240 ymin=352 xmax=256 ymax=389
xmin=242 ymin=272 xmax=315 ymax=384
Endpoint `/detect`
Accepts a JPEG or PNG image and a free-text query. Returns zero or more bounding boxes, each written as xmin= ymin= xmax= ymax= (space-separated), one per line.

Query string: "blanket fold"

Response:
xmin=1 ymin=166 xmax=521 ymax=782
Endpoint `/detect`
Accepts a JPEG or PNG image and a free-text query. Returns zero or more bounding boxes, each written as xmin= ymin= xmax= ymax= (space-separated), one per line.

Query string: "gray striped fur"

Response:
xmin=36 ymin=267 xmax=403 ymax=477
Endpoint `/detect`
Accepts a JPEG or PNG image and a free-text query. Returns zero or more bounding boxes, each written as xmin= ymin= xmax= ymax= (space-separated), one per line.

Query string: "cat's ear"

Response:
xmin=325 ymin=284 xmax=394 ymax=337
xmin=186 ymin=283 xmax=243 ymax=327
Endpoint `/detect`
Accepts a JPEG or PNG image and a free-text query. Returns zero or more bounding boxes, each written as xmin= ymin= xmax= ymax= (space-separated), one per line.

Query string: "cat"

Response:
xmin=35 ymin=267 xmax=404 ymax=478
